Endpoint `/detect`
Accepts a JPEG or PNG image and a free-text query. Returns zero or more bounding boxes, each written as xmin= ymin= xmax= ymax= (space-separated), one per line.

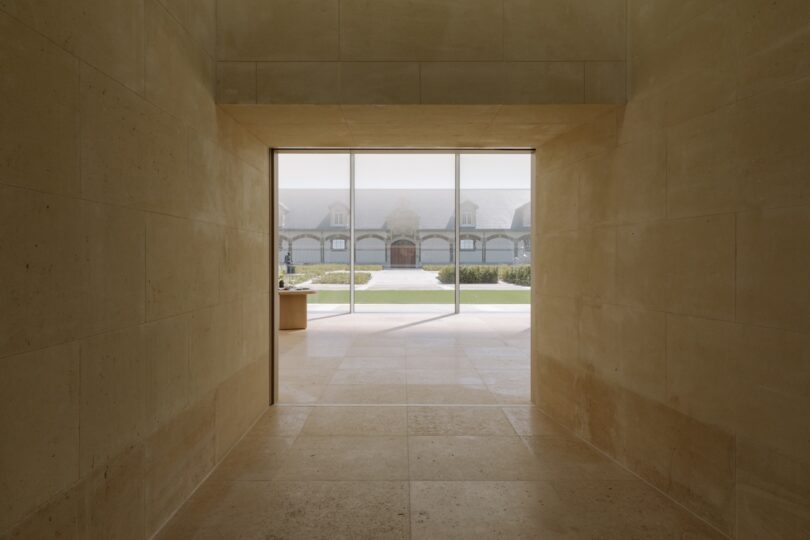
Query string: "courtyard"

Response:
xmin=284 ymin=267 xmax=531 ymax=310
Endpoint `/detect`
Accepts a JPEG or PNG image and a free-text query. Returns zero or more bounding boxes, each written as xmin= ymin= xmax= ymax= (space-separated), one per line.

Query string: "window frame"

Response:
xmin=331 ymin=211 xmax=347 ymax=226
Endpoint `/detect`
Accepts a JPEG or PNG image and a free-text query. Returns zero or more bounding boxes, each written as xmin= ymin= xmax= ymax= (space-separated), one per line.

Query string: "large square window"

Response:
xmin=277 ymin=150 xmax=531 ymax=315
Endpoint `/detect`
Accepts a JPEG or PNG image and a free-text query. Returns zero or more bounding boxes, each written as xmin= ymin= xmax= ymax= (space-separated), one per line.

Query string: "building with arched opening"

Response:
xmin=279 ymin=188 xmax=530 ymax=267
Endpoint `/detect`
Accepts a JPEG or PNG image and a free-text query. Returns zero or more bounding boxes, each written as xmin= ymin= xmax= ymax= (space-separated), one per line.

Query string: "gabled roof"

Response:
xmin=279 ymin=189 xmax=531 ymax=230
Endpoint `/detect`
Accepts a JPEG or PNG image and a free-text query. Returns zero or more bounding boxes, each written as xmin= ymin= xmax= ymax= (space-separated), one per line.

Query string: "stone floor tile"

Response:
xmin=409 ymin=436 xmax=545 ymax=481
xmin=275 ymin=436 xmax=409 ymax=480
xmin=407 ymin=406 xmax=517 ymax=436
xmin=302 ymin=406 xmax=407 ymax=436
xmin=158 ymin=480 xmax=410 ymax=539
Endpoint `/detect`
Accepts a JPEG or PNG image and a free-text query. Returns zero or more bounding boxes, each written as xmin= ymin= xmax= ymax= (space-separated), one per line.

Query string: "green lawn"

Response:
xmin=305 ymin=290 xmax=530 ymax=304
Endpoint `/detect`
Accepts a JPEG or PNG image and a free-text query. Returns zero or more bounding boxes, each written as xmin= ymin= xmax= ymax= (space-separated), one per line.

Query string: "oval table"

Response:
xmin=278 ymin=289 xmax=316 ymax=330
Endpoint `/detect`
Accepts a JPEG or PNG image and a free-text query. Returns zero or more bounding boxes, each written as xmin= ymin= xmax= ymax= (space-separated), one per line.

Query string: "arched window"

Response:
xmin=519 ymin=238 xmax=531 ymax=254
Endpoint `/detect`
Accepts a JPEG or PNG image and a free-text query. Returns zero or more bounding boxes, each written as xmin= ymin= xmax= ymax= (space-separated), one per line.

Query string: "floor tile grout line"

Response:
xmin=278 ymin=309 xmax=531 ymax=535
xmin=405 ymin=383 xmax=413 ymax=539
xmin=169 ymin=312 xmax=717 ymax=537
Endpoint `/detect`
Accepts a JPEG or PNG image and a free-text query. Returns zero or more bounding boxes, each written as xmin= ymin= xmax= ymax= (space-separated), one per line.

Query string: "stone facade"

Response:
xmin=532 ymin=3 xmax=810 ymax=538
xmin=0 ymin=2 xmax=269 ymax=538
xmin=280 ymin=229 xmax=532 ymax=267
xmin=278 ymin=189 xmax=531 ymax=267
xmin=216 ymin=0 xmax=627 ymax=105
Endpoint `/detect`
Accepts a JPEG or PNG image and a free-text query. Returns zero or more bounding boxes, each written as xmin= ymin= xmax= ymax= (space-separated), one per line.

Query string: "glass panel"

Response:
xmin=459 ymin=153 xmax=532 ymax=313
xmin=354 ymin=153 xmax=456 ymax=313
xmin=278 ymin=153 xmax=350 ymax=317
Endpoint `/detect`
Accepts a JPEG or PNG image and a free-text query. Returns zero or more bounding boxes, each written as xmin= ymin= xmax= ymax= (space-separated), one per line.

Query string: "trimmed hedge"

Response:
xmin=499 ymin=265 xmax=531 ymax=286
xmin=433 ymin=264 xmax=531 ymax=286
xmin=437 ymin=265 xmax=499 ymax=284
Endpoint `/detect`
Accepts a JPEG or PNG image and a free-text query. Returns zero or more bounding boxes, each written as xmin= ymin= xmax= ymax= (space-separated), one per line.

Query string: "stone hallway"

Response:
xmin=158 ymin=315 xmax=723 ymax=539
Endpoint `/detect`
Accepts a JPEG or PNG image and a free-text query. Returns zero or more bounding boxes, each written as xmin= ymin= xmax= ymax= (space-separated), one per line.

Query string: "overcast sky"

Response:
xmin=278 ymin=153 xmax=531 ymax=190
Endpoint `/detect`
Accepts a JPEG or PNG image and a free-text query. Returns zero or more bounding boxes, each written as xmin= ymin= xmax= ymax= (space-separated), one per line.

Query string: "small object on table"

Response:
xmin=278 ymin=288 xmax=316 ymax=330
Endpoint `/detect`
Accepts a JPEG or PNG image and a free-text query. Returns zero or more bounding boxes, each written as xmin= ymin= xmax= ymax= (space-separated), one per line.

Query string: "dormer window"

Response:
xmin=327 ymin=202 xmax=350 ymax=228
xmin=331 ymin=210 xmax=347 ymax=226
xmin=459 ymin=200 xmax=478 ymax=228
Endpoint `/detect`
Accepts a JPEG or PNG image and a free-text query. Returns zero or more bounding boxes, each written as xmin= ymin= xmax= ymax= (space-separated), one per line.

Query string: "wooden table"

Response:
xmin=278 ymin=289 xmax=316 ymax=330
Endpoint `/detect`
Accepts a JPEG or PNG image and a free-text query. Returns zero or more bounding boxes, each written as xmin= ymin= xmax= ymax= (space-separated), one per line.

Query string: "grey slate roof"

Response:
xmin=279 ymin=189 xmax=530 ymax=231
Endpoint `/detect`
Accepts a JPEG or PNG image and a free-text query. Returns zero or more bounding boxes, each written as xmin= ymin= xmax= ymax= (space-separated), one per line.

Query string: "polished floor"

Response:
xmin=158 ymin=314 xmax=723 ymax=539
xmin=279 ymin=313 xmax=532 ymax=405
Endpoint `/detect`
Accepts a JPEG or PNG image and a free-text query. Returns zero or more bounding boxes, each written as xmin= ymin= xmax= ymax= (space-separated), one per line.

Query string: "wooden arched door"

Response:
xmin=390 ymin=239 xmax=416 ymax=267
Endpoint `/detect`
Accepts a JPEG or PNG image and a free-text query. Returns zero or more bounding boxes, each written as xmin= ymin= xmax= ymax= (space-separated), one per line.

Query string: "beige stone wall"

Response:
xmin=533 ymin=2 xmax=810 ymax=538
xmin=216 ymin=0 xmax=628 ymax=105
xmin=0 ymin=1 xmax=270 ymax=537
